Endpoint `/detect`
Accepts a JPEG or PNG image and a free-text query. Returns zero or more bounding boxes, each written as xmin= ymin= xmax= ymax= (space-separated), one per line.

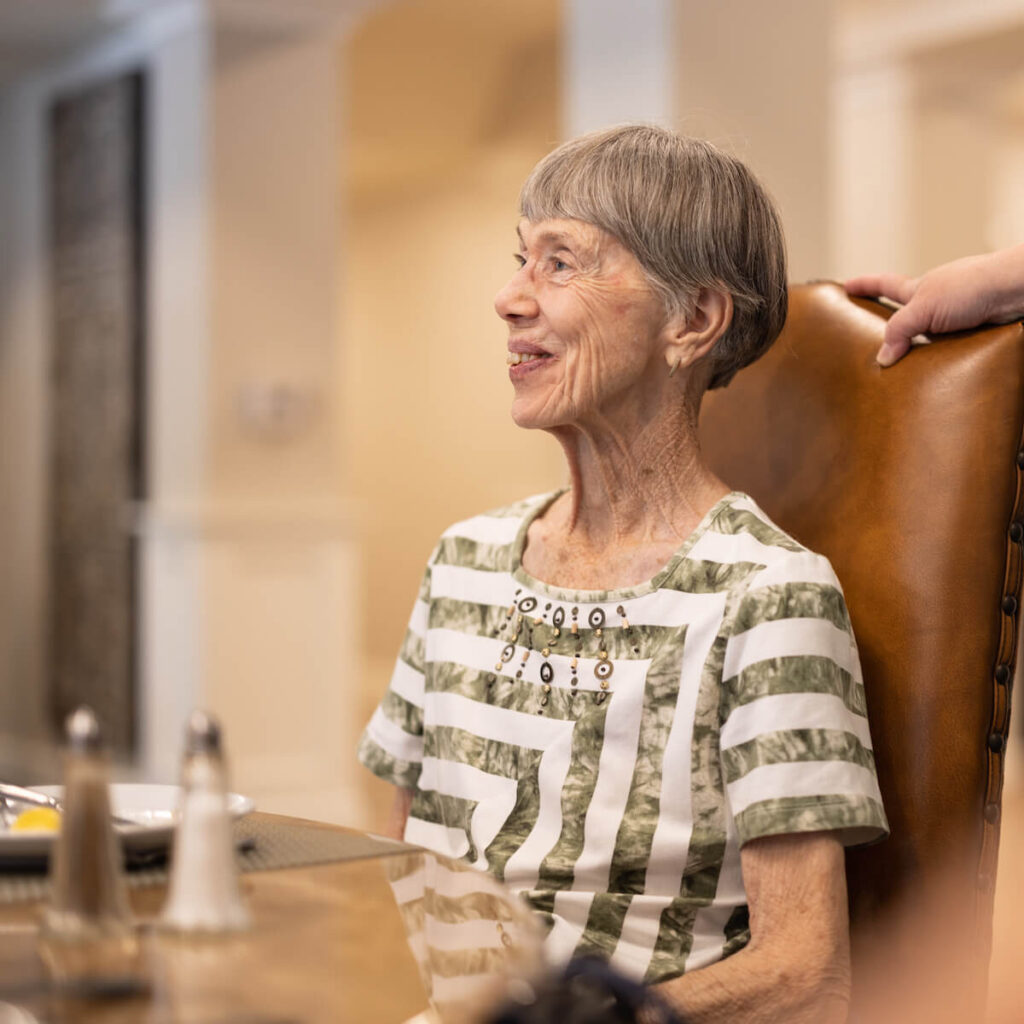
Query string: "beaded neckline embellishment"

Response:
xmin=489 ymin=590 xmax=641 ymax=714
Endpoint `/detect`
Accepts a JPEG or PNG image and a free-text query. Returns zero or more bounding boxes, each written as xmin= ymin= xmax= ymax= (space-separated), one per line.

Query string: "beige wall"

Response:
xmin=910 ymin=27 xmax=1024 ymax=270
xmin=343 ymin=0 xmax=564 ymax=681
xmin=175 ymin=26 xmax=364 ymax=823
xmin=343 ymin=0 xmax=565 ymax=827
xmin=673 ymin=0 xmax=834 ymax=283
xmin=210 ymin=33 xmax=343 ymax=504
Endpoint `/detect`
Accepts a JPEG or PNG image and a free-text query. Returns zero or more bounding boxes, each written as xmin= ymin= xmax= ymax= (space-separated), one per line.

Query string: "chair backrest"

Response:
xmin=699 ymin=282 xmax=1024 ymax=1013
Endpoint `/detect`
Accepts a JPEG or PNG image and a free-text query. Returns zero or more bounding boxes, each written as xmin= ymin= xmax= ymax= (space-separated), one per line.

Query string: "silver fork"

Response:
xmin=0 ymin=782 xmax=135 ymax=827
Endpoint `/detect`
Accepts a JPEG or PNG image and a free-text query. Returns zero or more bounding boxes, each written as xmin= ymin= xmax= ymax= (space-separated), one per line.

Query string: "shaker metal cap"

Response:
xmin=185 ymin=709 xmax=223 ymax=755
xmin=65 ymin=705 xmax=102 ymax=753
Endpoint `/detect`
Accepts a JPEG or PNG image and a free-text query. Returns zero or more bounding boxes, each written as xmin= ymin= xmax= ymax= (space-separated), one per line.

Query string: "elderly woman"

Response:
xmin=358 ymin=125 xmax=887 ymax=1021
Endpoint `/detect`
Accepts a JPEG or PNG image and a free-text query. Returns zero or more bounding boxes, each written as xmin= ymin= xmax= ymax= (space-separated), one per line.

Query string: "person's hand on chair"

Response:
xmin=845 ymin=244 xmax=1024 ymax=367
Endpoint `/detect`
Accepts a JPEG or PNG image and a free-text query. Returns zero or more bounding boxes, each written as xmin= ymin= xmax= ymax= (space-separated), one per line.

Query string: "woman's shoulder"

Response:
xmin=437 ymin=491 xmax=559 ymax=544
xmin=427 ymin=491 xmax=561 ymax=571
xmin=677 ymin=493 xmax=854 ymax=642
xmin=690 ymin=491 xmax=843 ymax=592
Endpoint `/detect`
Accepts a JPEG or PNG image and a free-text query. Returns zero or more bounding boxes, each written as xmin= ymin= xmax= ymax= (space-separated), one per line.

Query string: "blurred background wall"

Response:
xmin=2 ymin=0 xmax=1024 ymax=836
xmin=342 ymin=0 xmax=565 ymax=824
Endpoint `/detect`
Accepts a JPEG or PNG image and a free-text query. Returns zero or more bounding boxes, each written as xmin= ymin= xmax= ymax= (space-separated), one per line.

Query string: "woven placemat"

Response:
xmin=0 ymin=817 xmax=414 ymax=905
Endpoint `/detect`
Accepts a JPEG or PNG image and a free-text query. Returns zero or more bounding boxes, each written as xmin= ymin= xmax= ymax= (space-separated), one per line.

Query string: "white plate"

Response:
xmin=0 ymin=783 xmax=254 ymax=863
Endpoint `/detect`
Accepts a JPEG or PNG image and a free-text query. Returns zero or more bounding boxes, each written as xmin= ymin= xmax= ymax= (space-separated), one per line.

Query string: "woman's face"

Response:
xmin=494 ymin=217 xmax=673 ymax=432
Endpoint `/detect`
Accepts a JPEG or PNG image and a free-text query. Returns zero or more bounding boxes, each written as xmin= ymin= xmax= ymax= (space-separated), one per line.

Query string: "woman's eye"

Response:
xmin=513 ymin=253 xmax=526 ymax=268
xmin=552 ymin=258 xmax=570 ymax=272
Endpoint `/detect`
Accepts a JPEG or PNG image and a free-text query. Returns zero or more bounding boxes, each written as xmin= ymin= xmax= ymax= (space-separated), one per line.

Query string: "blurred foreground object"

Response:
xmin=0 ymin=1004 xmax=40 ymax=1024
xmin=39 ymin=706 xmax=137 ymax=978
xmin=160 ymin=711 xmax=250 ymax=933
xmin=384 ymin=850 xmax=545 ymax=1024
xmin=700 ymin=282 xmax=1024 ymax=1017
xmin=849 ymin=785 xmax=1024 ymax=1023
xmin=486 ymin=957 xmax=683 ymax=1024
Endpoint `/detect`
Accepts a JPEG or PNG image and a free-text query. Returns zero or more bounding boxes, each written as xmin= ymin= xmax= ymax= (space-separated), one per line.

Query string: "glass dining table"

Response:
xmin=0 ymin=812 xmax=545 ymax=1023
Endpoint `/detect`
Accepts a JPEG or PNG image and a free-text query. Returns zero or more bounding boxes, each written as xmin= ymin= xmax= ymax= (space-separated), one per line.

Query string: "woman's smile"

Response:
xmin=506 ymin=350 xmax=554 ymax=374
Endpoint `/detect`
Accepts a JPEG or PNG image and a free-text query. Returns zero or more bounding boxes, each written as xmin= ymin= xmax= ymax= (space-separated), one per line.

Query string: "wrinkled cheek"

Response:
xmin=535 ymin=378 xmax=579 ymax=422
xmin=571 ymin=370 xmax=603 ymax=415
xmin=566 ymin=347 xmax=622 ymax=414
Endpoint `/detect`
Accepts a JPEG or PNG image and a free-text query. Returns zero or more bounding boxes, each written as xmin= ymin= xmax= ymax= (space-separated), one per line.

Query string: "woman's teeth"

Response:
xmin=507 ymin=352 xmax=547 ymax=366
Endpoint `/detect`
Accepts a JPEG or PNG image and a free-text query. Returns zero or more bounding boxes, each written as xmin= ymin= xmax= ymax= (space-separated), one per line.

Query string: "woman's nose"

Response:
xmin=494 ymin=268 xmax=538 ymax=323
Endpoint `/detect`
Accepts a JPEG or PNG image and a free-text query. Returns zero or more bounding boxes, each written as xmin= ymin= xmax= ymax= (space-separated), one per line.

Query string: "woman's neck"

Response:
xmin=523 ymin=393 xmax=731 ymax=590
xmin=562 ymin=420 xmax=724 ymax=537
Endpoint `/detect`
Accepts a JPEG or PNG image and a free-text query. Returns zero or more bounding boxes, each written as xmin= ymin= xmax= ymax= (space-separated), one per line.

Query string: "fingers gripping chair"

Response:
xmin=698 ymin=283 xmax=1024 ymax=1015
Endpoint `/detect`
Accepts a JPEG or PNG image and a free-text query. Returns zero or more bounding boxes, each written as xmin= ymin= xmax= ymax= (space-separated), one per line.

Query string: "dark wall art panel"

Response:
xmin=48 ymin=71 xmax=146 ymax=754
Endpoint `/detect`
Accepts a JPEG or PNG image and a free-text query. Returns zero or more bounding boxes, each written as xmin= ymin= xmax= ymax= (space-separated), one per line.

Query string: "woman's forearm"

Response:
xmin=650 ymin=941 xmax=850 ymax=1024
xmin=385 ymin=786 xmax=413 ymax=840
xmin=650 ymin=833 xmax=851 ymax=1024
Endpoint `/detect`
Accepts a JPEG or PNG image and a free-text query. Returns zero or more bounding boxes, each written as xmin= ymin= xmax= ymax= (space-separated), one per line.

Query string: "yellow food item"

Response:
xmin=10 ymin=807 xmax=62 ymax=832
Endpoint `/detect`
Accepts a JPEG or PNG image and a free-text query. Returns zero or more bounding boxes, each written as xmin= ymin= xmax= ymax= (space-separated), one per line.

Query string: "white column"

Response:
xmin=138 ymin=4 xmax=213 ymax=782
xmin=563 ymin=0 xmax=673 ymax=138
xmin=0 ymin=78 xmax=52 ymax=774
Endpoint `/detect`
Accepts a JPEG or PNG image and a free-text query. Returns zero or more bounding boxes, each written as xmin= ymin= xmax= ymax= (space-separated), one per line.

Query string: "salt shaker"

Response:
xmin=159 ymin=710 xmax=250 ymax=933
xmin=40 ymin=706 xmax=136 ymax=974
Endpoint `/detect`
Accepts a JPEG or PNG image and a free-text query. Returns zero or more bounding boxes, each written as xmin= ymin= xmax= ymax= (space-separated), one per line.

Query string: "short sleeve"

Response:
xmin=719 ymin=551 xmax=889 ymax=848
xmin=357 ymin=548 xmax=437 ymax=790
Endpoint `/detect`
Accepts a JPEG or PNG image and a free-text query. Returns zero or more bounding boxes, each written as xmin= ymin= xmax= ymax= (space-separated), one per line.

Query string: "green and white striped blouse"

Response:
xmin=358 ymin=490 xmax=888 ymax=983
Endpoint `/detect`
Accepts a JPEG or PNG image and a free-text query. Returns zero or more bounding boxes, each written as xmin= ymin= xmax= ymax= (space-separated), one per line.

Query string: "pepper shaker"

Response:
xmin=40 ymin=706 xmax=137 ymax=977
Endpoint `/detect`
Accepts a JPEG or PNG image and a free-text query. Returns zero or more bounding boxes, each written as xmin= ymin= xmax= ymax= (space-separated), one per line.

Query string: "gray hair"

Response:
xmin=519 ymin=124 xmax=787 ymax=390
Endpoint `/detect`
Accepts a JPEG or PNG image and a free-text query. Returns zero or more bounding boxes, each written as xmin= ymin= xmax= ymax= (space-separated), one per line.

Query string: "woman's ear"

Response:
xmin=664 ymin=287 xmax=733 ymax=374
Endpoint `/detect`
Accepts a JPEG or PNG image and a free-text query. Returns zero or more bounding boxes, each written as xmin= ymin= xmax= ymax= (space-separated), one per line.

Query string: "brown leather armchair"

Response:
xmin=699 ymin=282 xmax=1024 ymax=1016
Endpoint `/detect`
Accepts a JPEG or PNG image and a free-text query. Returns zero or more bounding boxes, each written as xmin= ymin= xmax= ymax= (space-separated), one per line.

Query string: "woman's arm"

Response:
xmin=652 ymin=831 xmax=850 ymax=1024
xmin=385 ymin=786 xmax=414 ymax=841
